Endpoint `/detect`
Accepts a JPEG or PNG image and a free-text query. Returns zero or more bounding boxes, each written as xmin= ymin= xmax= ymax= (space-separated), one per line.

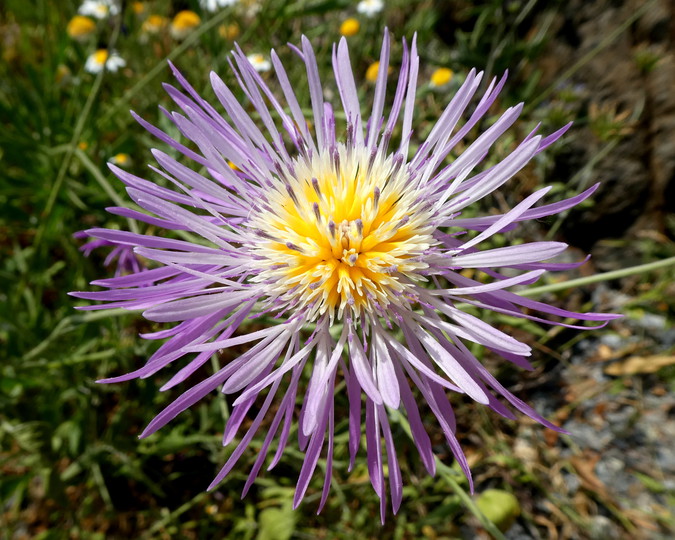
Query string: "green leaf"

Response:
xmin=256 ymin=505 xmax=296 ymax=540
xmin=475 ymin=488 xmax=521 ymax=532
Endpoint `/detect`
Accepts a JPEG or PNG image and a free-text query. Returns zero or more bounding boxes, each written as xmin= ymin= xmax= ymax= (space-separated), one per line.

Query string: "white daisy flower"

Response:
xmin=356 ymin=0 xmax=384 ymax=17
xmin=200 ymin=0 xmax=239 ymax=12
xmin=246 ymin=53 xmax=271 ymax=72
xmin=78 ymin=0 xmax=120 ymax=20
xmin=84 ymin=49 xmax=126 ymax=74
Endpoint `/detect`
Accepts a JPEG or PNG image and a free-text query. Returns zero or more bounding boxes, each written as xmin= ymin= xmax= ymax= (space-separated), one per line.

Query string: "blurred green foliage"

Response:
xmin=1 ymin=0 xmax=672 ymax=538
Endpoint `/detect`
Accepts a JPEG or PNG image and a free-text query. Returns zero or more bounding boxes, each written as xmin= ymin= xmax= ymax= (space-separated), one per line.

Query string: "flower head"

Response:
xmin=430 ymin=67 xmax=453 ymax=88
xmin=78 ymin=0 xmax=120 ymax=20
xmin=170 ymin=10 xmax=201 ymax=40
xmin=246 ymin=53 xmax=271 ymax=72
xmin=141 ymin=14 xmax=168 ymax=36
xmin=67 ymin=15 xmax=96 ymax=41
xmin=365 ymin=60 xmax=381 ymax=82
xmin=200 ymin=0 xmax=239 ymax=12
xmin=218 ymin=23 xmax=240 ymax=40
xmin=110 ymin=153 xmax=131 ymax=166
xmin=340 ymin=18 xmax=361 ymax=37
xmin=73 ymin=31 xmax=618 ymax=519
xmin=356 ymin=0 xmax=384 ymax=17
xmin=84 ymin=49 xmax=126 ymax=74
xmin=131 ymin=2 xmax=146 ymax=15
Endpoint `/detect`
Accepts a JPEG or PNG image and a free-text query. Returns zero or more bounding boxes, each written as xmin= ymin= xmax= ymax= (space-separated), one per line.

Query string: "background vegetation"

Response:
xmin=1 ymin=0 xmax=673 ymax=538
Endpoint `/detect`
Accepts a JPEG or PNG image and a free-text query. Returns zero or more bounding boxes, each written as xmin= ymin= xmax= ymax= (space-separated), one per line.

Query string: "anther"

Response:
xmin=311 ymin=177 xmax=321 ymax=198
xmin=355 ymin=219 xmax=363 ymax=237
xmin=373 ymin=187 xmax=380 ymax=209
xmin=285 ymin=242 xmax=304 ymax=253
xmin=285 ymin=183 xmax=299 ymax=206
xmin=255 ymin=229 xmax=275 ymax=240
xmin=391 ymin=215 xmax=409 ymax=232
xmin=346 ymin=121 xmax=354 ymax=146
xmin=366 ymin=146 xmax=378 ymax=176
xmin=312 ymin=202 xmax=321 ymax=222
xmin=328 ymin=220 xmax=336 ymax=239
xmin=392 ymin=152 xmax=404 ymax=175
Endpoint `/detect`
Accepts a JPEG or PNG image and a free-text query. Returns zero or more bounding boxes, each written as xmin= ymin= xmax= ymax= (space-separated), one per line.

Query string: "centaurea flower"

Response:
xmin=72 ymin=31 xmax=618 ymax=519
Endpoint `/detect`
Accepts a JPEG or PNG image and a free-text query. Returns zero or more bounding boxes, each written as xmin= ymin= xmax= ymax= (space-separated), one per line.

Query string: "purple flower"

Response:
xmin=71 ymin=31 xmax=618 ymax=519
xmin=74 ymin=230 xmax=145 ymax=277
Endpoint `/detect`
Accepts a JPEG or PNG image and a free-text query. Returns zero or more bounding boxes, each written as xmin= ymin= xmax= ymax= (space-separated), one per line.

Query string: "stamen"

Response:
xmin=255 ymin=229 xmax=275 ymax=240
xmin=355 ymin=219 xmax=363 ymax=237
xmin=346 ymin=121 xmax=354 ymax=146
xmin=285 ymin=183 xmax=299 ymax=206
xmin=311 ymin=177 xmax=321 ymax=198
xmin=391 ymin=215 xmax=409 ymax=233
xmin=250 ymin=145 xmax=433 ymax=323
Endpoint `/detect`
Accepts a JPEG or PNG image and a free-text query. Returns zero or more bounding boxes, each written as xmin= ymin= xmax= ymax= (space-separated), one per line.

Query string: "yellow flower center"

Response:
xmin=219 ymin=23 xmax=240 ymax=40
xmin=250 ymin=146 xmax=434 ymax=322
xmin=430 ymin=67 xmax=453 ymax=88
xmin=67 ymin=15 xmax=96 ymax=38
xmin=172 ymin=10 xmax=201 ymax=31
xmin=93 ymin=49 xmax=109 ymax=65
xmin=365 ymin=61 xmax=380 ymax=82
xmin=143 ymin=14 xmax=168 ymax=33
xmin=132 ymin=1 xmax=146 ymax=14
xmin=340 ymin=18 xmax=360 ymax=37
xmin=113 ymin=153 xmax=129 ymax=164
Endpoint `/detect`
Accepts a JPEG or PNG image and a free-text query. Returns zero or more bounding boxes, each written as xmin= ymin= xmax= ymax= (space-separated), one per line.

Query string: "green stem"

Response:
xmin=389 ymin=409 xmax=507 ymax=540
xmin=74 ymin=148 xmax=139 ymax=234
xmin=98 ymin=9 xmax=232 ymax=128
xmin=519 ymin=256 xmax=675 ymax=297
xmin=36 ymin=18 xmax=122 ymax=250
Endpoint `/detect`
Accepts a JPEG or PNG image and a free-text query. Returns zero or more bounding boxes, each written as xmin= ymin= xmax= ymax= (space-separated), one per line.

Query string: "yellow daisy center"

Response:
xmin=340 ymin=18 xmax=360 ymax=37
xmin=250 ymin=146 xmax=435 ymax=322
xmin=172 ymin=10 xmax=201 ymax=31
xmin=430 ymin=67 xmax=453 ymax=88
xmin=93 ymin=49 xmax=109 ymax=65
xmin=67 ymin=16 xmax=96 ymax=38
